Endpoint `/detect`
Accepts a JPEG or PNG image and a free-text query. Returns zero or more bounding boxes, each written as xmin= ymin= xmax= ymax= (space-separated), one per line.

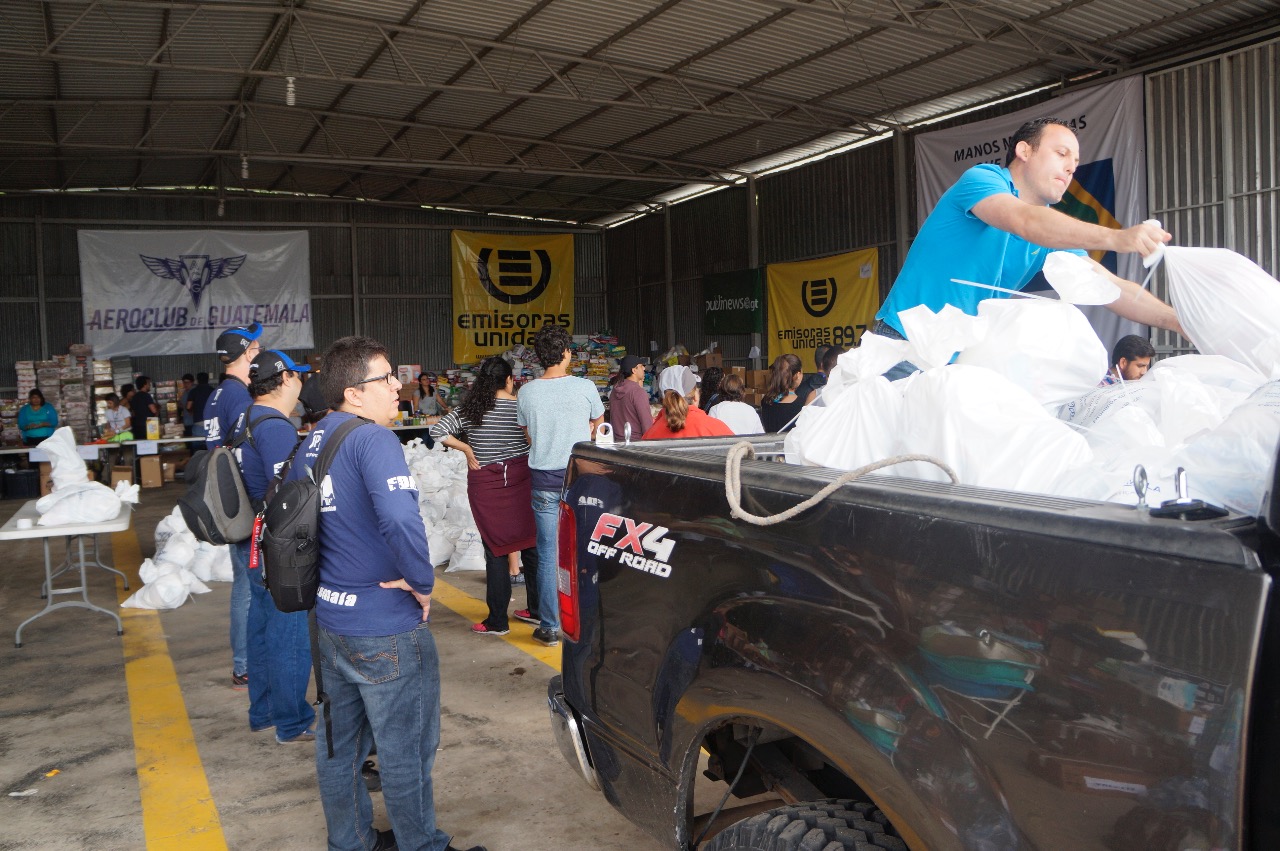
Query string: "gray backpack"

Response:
xmin=179 ymin=410 xmax=288 ymax=545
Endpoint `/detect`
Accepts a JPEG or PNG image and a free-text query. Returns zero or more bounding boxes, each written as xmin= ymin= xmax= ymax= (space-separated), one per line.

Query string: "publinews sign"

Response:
xmin=451 ymin=230 xmax=574 ymax=363
xmin=79 ymin=230 xmax=313 ymax=358
xmin=766 ymin=248 xmax=879 ymax=361
xmin=703 ymin=268 xmax=763 ymax=335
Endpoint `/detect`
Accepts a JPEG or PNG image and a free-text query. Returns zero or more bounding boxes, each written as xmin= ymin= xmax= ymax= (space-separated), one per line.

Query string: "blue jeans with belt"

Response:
xmin=315 ymin=621 xmax=453 ymax=851
xmin=246 ymin=566 xmax=315 ymax=740
xmin=230 ymin=539 xmax=252 ymax=677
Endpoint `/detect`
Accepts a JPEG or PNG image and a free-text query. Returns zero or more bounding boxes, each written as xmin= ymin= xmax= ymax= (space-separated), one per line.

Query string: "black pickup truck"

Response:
xmin=548 ymin=433 xmax=1280 ymax=850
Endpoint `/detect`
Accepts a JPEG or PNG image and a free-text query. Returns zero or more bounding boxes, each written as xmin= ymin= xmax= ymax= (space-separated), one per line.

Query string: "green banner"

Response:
xmin=703 ymin=268 xmax=763 ymax=335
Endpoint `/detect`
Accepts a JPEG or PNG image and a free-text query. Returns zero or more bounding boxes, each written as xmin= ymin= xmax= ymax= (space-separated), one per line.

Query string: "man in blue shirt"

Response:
xmin=239 ymin=350 xmax=312 ymax=744
xmin=874 ymin=118 xmax=1184 ymax=357
xmin=204 ymin=321 xmax=263 ymax=690
xmin=290 ymin=335 xmax=484 ymax=851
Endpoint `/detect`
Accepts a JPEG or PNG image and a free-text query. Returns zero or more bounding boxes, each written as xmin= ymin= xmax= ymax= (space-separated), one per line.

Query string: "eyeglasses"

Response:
xmin=351 ymin=371 xmax=395 ymax=388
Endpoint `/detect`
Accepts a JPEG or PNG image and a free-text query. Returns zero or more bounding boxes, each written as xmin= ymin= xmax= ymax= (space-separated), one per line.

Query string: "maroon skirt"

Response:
xmin=466 ymin=453 xmax=537 ymax=557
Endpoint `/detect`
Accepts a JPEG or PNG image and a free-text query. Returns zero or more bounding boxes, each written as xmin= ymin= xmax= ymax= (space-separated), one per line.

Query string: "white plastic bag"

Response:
xmin=1172 ymin=381 xmax=1280 ymax=516
xmin=1163 ymin=246 xmax=1280 ymax=375
xmin=893 ymin=365 xmax=1095 ymax=494
xmin=956 ymin=300 xmax=1108 ymax=408
xmin=446 ymin=529 xmax=486 ymax=572
xmin=35 ymin=481 xmax=122 ymax=526
xmin=36 ymin=427 xmax=90 ymax=490
xmin=790 ymin=376 xmax=904 ymax=471
xmin=1042 ymin=251 xmax=1120 ymax=304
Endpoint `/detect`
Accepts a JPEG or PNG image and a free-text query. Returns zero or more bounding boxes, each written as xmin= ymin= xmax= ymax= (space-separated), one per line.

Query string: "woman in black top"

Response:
xmin=429 ymin=357 xmax=538 ymax=635
xmin=759 ymin=353 xmax=805 ymax=433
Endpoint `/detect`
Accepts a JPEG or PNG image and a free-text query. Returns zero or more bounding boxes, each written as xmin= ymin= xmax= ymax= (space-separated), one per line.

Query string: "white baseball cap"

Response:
xmin=657 ymin=364 xmax=699 ymax=397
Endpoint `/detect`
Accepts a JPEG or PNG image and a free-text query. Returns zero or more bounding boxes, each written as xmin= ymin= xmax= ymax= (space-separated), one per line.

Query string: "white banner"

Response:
xmin=913 ymin=78 xmax=1147 ymax=348
xmin=79 ymin=230 xmax=313 ymax=358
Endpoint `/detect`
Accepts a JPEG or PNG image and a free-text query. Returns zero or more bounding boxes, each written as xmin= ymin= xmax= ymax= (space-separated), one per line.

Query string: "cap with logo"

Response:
xmin=617 ymin=355 xmax=645 ymax=378
xmin=216 ymin=322 xmax=264 ymax=362
xmin=250 ymin=349 xmax=311 ymax=383
xmin=657 ymin=364 xmax=699 ymax=397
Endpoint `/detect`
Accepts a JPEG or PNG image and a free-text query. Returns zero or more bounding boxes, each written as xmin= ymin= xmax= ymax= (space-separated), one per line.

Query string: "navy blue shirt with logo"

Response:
xmin=204 ymin=377 xmax=252 ymax=449
xmin=286 ymin=411 xmax=434 ymax=637
xmin=235 ymin=404 xmax=301 ymax=506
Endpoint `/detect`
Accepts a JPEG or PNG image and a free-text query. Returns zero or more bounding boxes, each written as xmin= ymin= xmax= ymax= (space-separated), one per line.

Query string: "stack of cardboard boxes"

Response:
xmin=727 ymin=365 xmax=770 ymax=408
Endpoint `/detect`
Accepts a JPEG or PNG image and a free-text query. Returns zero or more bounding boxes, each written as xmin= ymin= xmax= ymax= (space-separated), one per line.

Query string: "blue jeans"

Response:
xmin=315 ymin=623 xmax=452 ymax=851
xmin=531 ymin=489 xmax=561 ymax=631
xmin=247 ymin=567 xmax=315 ymax=740
xmin=230 ymin=540 xmax=252 ymax=676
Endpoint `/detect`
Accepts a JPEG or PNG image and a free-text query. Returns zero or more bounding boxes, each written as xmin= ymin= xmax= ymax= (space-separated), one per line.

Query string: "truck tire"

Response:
xmin=703 ymin=799 xmax=908 ymax=851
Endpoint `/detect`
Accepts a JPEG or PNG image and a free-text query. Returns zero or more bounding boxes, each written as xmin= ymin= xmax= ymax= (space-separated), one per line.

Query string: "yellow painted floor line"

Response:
xmin=430 ymin=577 xmax=561 ymax=672
xmin=112 ymin=526 xmax=227 ymax=850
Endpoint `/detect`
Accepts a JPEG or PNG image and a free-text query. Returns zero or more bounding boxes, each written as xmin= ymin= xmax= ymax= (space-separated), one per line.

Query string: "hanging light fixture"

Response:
xmin=240 ymin=153 xmax=249 ymax=180
xmin=285 ymin=76 xmax=296 ymax=107
xmin=217 ymin=198 xmax=225 ymax=217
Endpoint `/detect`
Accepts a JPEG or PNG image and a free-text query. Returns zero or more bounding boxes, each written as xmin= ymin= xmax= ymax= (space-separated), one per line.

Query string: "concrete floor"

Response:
xmin=0 ymin=481 xmax=683 ymax=851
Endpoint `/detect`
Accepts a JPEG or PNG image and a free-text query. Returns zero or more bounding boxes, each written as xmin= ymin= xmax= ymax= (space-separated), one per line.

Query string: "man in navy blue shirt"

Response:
xmin=240 ymin=350 xmax=313 ymax=744
xmin=204 ymin=321 xmax=263 ymax=690
xmin=290 ymin=336 xmax=484 ymax=851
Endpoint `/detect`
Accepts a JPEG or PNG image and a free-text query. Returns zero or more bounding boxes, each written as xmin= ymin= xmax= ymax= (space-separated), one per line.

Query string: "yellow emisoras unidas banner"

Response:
xmin=766 ymin=248 xmax=879 ymax=363
xmin=451 ymin=230 xmax=574 ymax=363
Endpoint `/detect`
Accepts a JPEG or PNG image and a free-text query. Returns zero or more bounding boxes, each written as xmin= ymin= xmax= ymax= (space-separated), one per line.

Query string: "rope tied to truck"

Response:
xmin=723 ymin=441 xmax=960 ymax=526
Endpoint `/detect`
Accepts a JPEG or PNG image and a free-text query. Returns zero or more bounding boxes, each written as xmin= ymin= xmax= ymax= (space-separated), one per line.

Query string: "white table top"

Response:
xmin=0 ymin=500 xmax=133 ymax=540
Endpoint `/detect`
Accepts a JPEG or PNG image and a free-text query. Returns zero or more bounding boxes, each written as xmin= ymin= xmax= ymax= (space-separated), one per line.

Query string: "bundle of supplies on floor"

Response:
xmin=34 ymin=427 xmax=138 ymax=525
xmin=786 ymin=247 xmax=1280 ymax=516
xmin=120 ymin=506 xmax=233 ymax=610
xmin=403 ymin=438 xmax=485 ymax=571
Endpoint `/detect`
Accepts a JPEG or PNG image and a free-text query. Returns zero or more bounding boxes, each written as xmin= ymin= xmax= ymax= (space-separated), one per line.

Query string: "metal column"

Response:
xmin=894 ymin=128 xmax=911 ymax=277
xmin=349 ymin=205 xmax=361 ymax=335
xmin=34 ymin=216 xmax=49 ymax=360
xmin=747 ymin=175 xmax=762 ymax=369
xmin=664 ymin=202 xmax=675 ymax=348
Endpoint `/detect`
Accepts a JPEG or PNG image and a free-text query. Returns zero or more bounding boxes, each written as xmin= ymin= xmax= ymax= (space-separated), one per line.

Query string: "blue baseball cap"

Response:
xmin=216 ymin=322 xmax=263 ymax=362
xmin=250 ymin=349 xmax=311 ymax=382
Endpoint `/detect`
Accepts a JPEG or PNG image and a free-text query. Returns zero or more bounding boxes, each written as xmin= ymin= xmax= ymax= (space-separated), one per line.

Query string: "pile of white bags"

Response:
xmin=402 ymin=438 xmax=485 ymax=571
xmin=788 ymin=248 xmax=1280 ymax=516
xmin=121 ymin=506 xmax=232 ymax=610
xmin=34 ymin=427 xmax=140 ymax=526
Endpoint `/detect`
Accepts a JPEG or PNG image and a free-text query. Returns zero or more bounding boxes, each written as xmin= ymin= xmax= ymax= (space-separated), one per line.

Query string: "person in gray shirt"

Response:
xmin=516 ymin=323 xmax=604 ymax=646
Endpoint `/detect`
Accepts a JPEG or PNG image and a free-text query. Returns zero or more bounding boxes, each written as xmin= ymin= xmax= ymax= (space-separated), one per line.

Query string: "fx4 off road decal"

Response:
xmin=587 ymin=512 xmax=675 ymax=578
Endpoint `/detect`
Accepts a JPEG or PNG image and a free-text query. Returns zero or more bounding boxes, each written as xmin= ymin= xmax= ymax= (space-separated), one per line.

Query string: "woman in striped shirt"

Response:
xmin=429 ymin=357 xmax=539 ymax=636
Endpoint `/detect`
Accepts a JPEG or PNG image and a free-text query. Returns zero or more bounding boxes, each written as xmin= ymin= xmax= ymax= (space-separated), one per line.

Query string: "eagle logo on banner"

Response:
xmin=140 ymin=253 xmax=246 ymax=307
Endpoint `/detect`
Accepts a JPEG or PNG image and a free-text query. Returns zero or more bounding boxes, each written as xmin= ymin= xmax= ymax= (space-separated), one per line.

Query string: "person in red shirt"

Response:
xmin=643 ymin=365 xmax=734 ymax=440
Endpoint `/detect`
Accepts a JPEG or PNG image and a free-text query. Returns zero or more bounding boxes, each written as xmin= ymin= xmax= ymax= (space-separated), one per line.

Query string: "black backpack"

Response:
xmin=179 ymin=409 xmax=289 ymax=545
xmin=259 ymin=416 xmax=368 ymax=614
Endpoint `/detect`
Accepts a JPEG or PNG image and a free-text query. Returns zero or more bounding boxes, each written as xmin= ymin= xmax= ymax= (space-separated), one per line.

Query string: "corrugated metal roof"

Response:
xmin=0 ymin=0 xmax=1275 ymax=223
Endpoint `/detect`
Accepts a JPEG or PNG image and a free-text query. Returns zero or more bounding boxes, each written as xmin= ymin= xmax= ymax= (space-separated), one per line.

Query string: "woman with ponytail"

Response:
xmin=430 ymin=357 xmax=539 ymax=635
xmin=759 ymin=353 xmax=805 ymax=432
xmin=642 ymin=365 xmax=733 ymax=440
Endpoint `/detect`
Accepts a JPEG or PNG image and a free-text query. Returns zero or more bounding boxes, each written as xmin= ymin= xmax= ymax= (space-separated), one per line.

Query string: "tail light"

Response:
xmin=557 ymin=499 xmax=580 ymax=642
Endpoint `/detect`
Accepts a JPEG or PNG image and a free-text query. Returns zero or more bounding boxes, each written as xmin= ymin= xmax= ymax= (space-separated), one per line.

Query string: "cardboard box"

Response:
xmin=139 ymin=456 xmax=163 ymax=488
xmin=695 ymin=352 xmax=723 ymax=371
xmin=161 ymin=462 xmax=176 ymax=483
xmin=111 ymin=465 xmax=134 ymax=487
xmin=38 ymin=462 xmax=54 ymax=496
xmin=729 ymin=366 xmax=746 ymax=379
xmin=146 ymin=417 xmax=160 ymax=440
xmin=747 ymin=370 xmax=771 ymax=391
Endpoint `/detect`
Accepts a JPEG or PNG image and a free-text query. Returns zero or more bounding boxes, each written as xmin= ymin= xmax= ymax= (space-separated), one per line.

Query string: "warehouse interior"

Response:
xmin=1 ymin=0 xmax=1279 ymax=848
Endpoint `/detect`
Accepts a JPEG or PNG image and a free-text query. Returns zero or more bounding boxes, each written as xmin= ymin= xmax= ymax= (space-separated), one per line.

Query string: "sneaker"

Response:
xmin=277 ymin=729 xmax=316 ymax=744
xmin=362 ymin=759 xmax=382 ymax=793
xmin=511 ymin=572 xmax=526 ymax=585
xmin=250 ymin=723 xmax=274 ymax=733
xmin=470 ymin=622 xmax=509 ymax=636
xmin=512 ymin=609 xmax=538 ymax=625
xmin=371 ymin=829 xmax=397 ymax=851
xmin=231 ymin=671 xmax=249 ymax=690
xmin=445 ymin=844 xmax=487 ymax=851
xmin=532 ymin=627 xmax=559 ymax=647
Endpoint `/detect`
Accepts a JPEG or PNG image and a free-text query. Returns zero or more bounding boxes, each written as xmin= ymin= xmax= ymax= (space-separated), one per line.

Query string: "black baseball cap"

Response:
xmin=216 ymin=322 xmax=263 ymax=362
xmin=250 ymin=349 xmax=311 ymax=382
xmin=618 ymin=355 xmax=645 ymax=377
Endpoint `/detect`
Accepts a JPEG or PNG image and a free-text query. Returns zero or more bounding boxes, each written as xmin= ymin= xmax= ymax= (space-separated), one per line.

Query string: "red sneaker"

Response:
xmin=470 ymin=622 xmax=510 ymax=636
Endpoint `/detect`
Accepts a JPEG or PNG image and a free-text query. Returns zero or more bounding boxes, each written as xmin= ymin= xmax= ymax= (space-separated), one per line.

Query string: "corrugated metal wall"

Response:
xmin=0 ymin=196 xmax=603 ymax=391
xmin=1146 ymin=36 xmax=1279 ymax=352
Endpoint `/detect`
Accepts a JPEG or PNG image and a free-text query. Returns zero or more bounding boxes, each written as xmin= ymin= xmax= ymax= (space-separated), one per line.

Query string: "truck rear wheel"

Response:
xmin=702 ymin=799 xmax=908 ymax=851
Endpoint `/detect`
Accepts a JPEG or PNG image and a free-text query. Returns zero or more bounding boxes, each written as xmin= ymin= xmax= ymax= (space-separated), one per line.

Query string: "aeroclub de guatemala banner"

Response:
xmin=766 ymin=248 xmax=879 ymax=362
xmin=913 ymin=77 xmax=1147 ymax=345
xmin=451 ymin=230 xmax=574 ymax=364
xmin=79 ymin=230 xmax=313 ymax=359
